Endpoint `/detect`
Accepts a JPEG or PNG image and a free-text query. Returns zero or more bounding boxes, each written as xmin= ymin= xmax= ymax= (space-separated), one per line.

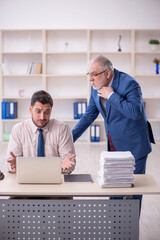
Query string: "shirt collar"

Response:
xmin=31 ymin=119 xmax=50 ymax=133
xmin=108 ymin=73 xmax=114 ymax=87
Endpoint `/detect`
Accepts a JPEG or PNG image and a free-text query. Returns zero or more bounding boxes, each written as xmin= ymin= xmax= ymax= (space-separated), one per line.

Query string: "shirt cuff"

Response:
xmin=108 ymin=91 xmax=114 ymax=99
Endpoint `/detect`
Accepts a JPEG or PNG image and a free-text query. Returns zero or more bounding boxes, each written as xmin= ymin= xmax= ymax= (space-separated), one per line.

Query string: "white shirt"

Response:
xmin=6 ymin=119 xmax=76 ymax=172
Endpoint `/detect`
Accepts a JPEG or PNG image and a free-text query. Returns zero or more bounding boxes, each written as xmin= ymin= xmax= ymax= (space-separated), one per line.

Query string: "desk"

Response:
xmin=0 ymin=174 xmax=160 ymax=240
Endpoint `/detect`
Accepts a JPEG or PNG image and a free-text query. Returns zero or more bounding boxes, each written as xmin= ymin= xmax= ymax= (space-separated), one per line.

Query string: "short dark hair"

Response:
xmin=31 ymin=90 xmax=53 ymax=107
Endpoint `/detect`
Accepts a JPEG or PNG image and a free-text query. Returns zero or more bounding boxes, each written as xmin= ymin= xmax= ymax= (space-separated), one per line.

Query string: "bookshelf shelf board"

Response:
xmin=3 ymin=52 xmax=42 ymax=54
xmin=90 ymin=51 xmax=131 ymax=55
xmin=2 ymin=74 xmax=43 ymax=77
xmin=143 ymin=97 xmax=160 ymax=100
xmin=2 ymin=119 xmax=25 ymax=122
xmin=149 ymin=118 xmax=160 ymax=122
xmin=93 ymin=118 xmax=104 ymax=122
xmin=58 ymin=118 xmax=80 ymax=122
xmin=52 ymin=96 xmax=88 ymax=100
xmin=46 ymin=51 xmax=87 ymax=55
xmin=2 ymin=96 xmax=30 ymax=100
xmin=46 ymin=74 xmax=86 ymax=77
xmin=135 ymin=74 xmax=160 ymax=78
xmin=135 ymin=51 xmax=160 ymax=54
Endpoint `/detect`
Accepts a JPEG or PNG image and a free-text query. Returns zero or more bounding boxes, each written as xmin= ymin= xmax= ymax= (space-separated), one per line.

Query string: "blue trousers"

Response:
xmin=110 ymin=155 xmax=147 ymax=216
xmin=133 ymin=155 xmax=147 ymax=215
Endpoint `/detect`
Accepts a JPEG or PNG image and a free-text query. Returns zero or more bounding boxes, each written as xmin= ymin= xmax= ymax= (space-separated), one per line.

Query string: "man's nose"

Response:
xmin=40 ymin=112 xmax=45 ymax=119
xmin=89 ymin=75 xmax=94 ymax=82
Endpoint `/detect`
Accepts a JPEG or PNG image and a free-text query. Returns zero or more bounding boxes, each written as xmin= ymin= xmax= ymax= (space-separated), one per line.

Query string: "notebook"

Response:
xmin=16 ymin=157 xmax=62 ymax=184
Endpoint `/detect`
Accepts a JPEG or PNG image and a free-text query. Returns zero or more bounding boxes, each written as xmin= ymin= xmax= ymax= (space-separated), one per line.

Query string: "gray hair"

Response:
xmin=90 ymin=55 xmax=114 ymax=74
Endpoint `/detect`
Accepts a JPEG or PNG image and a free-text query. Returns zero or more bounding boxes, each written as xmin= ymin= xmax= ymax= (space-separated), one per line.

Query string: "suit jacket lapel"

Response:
xmin=98 ymin=95 xmax=106 ymax=118
xmin=106 ymin=69 xmax=120 ymax=121
xmin=105 ymin=100 xmax=111 ymax=121
xmin=111 ymin=69 xmax=120 ymax=92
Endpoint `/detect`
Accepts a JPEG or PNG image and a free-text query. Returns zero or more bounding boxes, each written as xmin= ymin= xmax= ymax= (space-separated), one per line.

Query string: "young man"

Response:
xmin=7 ymin=90 xmax=76 ymax=173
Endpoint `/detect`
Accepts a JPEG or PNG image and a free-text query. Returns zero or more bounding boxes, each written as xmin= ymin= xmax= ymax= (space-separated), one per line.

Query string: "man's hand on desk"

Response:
xmin=7 ymin=152 xmax=16 ymax=171
xmin=62 ymin=154 xmax=76 ymax=172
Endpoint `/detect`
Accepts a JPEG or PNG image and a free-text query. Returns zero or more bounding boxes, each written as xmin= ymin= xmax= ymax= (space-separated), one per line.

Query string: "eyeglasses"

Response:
xmin=87 ymin=69 xmax=108 ymax=77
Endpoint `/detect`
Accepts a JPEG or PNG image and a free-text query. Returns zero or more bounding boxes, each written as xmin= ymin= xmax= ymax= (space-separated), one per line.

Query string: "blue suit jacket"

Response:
xmin=72 ymin=69 xmax=155 ymax=159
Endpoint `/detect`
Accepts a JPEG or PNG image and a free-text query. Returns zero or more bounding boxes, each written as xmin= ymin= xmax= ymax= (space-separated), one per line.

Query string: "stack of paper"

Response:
xmin=97 ymin=151 xmax=135 ymax=188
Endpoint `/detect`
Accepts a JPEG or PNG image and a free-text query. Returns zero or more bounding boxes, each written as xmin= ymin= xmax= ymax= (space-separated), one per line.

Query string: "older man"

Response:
xmin=72 ymin=55 xmax=155 ymax=212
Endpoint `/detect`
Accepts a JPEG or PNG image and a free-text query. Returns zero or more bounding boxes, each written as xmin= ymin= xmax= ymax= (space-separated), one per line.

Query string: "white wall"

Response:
xmin=0 ymin=0 xmax=160 ymax=29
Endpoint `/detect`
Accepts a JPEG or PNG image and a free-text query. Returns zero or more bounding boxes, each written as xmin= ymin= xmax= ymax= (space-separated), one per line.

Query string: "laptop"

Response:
xmin=16 ymin=157 xmax=62 ymax=184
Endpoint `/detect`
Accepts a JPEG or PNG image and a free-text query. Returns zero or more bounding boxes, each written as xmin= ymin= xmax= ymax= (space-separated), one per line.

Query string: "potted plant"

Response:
xmin=149 ymin=39 xmax=159 ymax=51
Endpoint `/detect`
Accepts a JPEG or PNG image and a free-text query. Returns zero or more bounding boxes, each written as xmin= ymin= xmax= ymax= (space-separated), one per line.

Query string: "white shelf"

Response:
xmin=2 ymin=96 xmax=88 ymax=100
xmin=52 ymin=96 xmax=88 ymax=100
xmin=149 ymin=118 xmax=160 ymax=122
xmin=0 ymin=29 xmax=160 ymax=142
xmin=46 ymin=51 xmax=87 ymax=54
xmin=3 ymin=118 xmax=159 ymax=124
xmin=2 ymin=118 xmax=25 ymax=122
xmin=90 ymin=51 xmax=131 ymax=55
xmin=135 ymin=74 xmax=160 ymax=77
xmin=135 ymin=51 xmax=160 ymax=54
xmin=2 ymin=96 xmax=30 ymax=100
xmin=3 ymin=52 xmax=42 ymax=54
xmin=46 ymin=74 xmax=86 ymax=77
xmin=2 ymin=74 xmax=43 ymax=77
xmin=2 ymin=118 xmax=80 ymax=123
xmin=143 ymin=97 xmax=160 ymax=100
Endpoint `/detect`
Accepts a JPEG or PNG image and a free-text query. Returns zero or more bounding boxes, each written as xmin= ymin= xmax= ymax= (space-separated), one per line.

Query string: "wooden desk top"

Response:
xmin=0 ymin=173 xmax=160 ymax=197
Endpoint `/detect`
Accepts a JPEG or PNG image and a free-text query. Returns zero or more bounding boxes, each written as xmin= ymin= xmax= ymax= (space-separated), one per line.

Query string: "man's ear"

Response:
xmin=105 ymin=69 xmax=112 ymax=78
xmin=29 ymin=105 xmax=32 ymax=114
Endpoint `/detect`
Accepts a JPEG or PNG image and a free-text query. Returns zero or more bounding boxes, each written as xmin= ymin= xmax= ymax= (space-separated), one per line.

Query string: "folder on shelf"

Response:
xmin=1 ymin=63 xmax=9 ymax=75
xmin=90 ymin=125 xmax=95 ymax=142
xmin=73 ymin=102 xmax=87 ymax=119
xmin=6 ymin=102 xmax=10 ymax=119
xmin=73 ymin=102 xmax=78 ymax=119
xmin=26 ymin=62 xmax=42 ymax=74
xmin=78 ymin=102 xmax=82 ymax=118
xmin=82 ymin=102 xmax=87 ymax=115
xmin=10 ymin=102 xmax=17 ymax=119
xmin=35 ymin=63 xmax=42 ymax=74
xmin=1 ymin=102 xmax=6 ymax=119
xmin=1 ymin=101 xmax=17 ymax=119
xmin=95 ymin=125 xmax=100 ymax=142
xmin=90 ymin=125 xmax=100 ymax=142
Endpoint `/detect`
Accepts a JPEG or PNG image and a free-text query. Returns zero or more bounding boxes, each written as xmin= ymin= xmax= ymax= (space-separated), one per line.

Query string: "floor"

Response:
xmin=0 ymin=141 xmax=160 ymax=240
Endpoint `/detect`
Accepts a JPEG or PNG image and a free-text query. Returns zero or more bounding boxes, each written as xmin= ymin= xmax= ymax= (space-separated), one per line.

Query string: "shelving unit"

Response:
xmin=0 ymin=29 xmax=160 ymax=143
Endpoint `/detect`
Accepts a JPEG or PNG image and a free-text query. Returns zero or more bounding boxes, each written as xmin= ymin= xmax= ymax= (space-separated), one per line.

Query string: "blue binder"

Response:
xmin=6 ymin=102 xmax=10 ymax=119
xmin=10 ymin=102 xmax=17 ymax=119
xmin=90 ymin=125 xmax=96 ymax=142
xmin=73 ymin=102 xmax=79 ymax=119
xmin=95 ymin=125 xmax=100 ymax=142
xmin=1 ymin=102 xmax=6 ymax=119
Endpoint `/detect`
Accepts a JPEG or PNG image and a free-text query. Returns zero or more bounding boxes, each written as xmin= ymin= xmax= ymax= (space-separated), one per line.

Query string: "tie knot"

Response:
xmin=37 ymin=128 xmax=43 ymax=134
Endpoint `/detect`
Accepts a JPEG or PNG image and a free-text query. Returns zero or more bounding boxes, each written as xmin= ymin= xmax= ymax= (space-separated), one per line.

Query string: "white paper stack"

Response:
xmin=97 ymin=151 xmax=135 ymax=188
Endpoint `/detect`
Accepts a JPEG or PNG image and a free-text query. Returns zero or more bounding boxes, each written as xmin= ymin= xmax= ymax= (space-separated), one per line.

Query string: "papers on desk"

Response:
xmin=97 ymin=151 xmax=135 ymax=188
